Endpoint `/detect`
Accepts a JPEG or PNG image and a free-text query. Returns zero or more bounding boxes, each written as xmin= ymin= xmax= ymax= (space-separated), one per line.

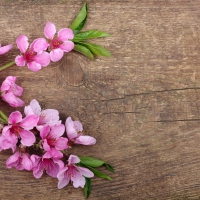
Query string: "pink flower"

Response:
xmin=57 ymin=155 xmax=94 ymax=189
xmin=34 ymin=22 xmax=74 ymax=62
xmin=31 ymin=155 xmax=64 ymax=179
xmin=6 ymin=151 xmax=32 ymax=171
xmin=0 ymin=111 xmax=38 ymax=150
xmin=40 ymin=124 xmax=68 ymax=159
xmin=0 ymin=44 xmax=12 ymax=55
xmin=65 ymin=117 xmax=96 ymax=145
xmin=15 ymin=35 xmax=50 ymax=72
xmin=0 ymin=76 xmax=24 ymax=107
xmin=24 ymin=99 xmax=61 ymax=131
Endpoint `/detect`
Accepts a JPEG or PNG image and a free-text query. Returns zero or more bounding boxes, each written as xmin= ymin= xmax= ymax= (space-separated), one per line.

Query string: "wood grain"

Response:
xmin=1 ymin=0 xmax=200 ymax=199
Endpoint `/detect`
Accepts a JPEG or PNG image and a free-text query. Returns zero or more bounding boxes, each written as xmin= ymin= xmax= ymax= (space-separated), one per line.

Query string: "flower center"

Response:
xmin=10 ymin=125 xmax=21 ymax=136
xmin=23 ymin=51 xmax=36 ymax=63
xmin=50 ymin=37 xmax=63 ymax=49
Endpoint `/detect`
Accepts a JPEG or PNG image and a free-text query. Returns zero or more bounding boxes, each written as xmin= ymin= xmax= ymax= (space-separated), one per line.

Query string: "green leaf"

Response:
xmin=0 ymin=110 xmax=8 ymax=123
xmin=75 ymin=42 xmax=111 ymax=57
xmin=84 ymin=178 xmax=92 ymax=199
xmin=73 ymin=30 xmax=110 ymax=42
xmin=70 ymin=3 xmax=87 ymax=34
xmin=81 ymin=163 xmax=112 ymax=181
xmin=80 ymin=156 xmax=114 ymax=172
xmin=73 ymin=44 xmax=94 ymax=60
xmin=0 ymin=118 xmax=7 ymax=124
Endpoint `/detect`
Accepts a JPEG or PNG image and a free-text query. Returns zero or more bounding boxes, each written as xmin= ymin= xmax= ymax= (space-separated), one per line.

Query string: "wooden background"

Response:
xmin=1 ymin=0 xmax=200 ymax=199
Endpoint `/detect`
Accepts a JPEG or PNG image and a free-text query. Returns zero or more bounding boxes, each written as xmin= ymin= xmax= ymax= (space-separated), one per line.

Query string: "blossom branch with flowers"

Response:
xmin=0 ymin=3 xmax=113 ymax=199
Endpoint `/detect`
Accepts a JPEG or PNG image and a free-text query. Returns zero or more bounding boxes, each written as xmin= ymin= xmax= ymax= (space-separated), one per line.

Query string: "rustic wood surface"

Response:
xmin=1 ymin=0 xmax=200 ymax=199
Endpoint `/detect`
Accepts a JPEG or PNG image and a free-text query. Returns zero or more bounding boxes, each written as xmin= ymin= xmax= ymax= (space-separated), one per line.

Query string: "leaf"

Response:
xmin=84 ymin=178 xmax=92 ymax=199
xmin=76 ymin=42 xmax=111 ymax=57
xmin=0 ymin=110 xmax=8 ymax=123
xmin=73 ymin=44 xmax=94 ymax=60
xmin=0 ymin=118 xmax=7 ymax=124
xmin=80 ymin=156 xmax=114 ymax=172
xmin=73 ymin=30 xmax=110 ymax=42
xmin=81 ymin=163 xmax=112 ymax=181
xmin=69 ymin=3 xmax=88 ymax=34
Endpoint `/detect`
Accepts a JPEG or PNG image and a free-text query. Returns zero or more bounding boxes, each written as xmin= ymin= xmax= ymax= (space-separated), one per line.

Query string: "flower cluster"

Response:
xmin=0 ymin=98 xmax=96 ymax=189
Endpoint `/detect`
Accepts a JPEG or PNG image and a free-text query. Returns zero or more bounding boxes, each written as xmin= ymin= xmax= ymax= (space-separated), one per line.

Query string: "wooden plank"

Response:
xmin=1 ymin=0 xmax=200 ymax=199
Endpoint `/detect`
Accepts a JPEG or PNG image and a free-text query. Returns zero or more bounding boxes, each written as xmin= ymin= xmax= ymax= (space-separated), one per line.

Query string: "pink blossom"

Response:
xmin=34 ymin=22 xmax=74 ymax=62
xmin=0 ymin=111 xmax=38 ymax=150
xmin=31 ymin=155 xmax=64 ymax=179
xmin=65 ymin=117 xmax=96 ymax=146
xmin=6 ymin=151 xmax=32 ymax=171
xmin=0 ymin=44 xmax=12 ymax=55
xmin=40 ymin=125 xmax=68 ymax=159
xmin=24 ymin=99 xmax=61 ymax=131
xmin=57 ymin=155 xmax=94 ymax=189
xmin=0 ymin=76 xmax=24 ymax=107
xmin=15 ymin=35 xmax=50 ymax=72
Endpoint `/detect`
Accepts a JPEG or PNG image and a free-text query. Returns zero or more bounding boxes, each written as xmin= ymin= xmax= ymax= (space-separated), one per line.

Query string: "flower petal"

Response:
xmin=6 ymin=151 xmax=20 ymax=169
xmin=20 ymin=129 xmax=36 ymax=146
xmin=71 ymin=170 xmax=85 ymax=188
xmin=20 ymin=115 xmax=39 ymax=130
xmin=54 ymin=137 xmax=68 ymax=150
xmin=24 ymin=105 xmax=35 ymax=116
xmin=22 ymin=153 xmax=32 ymax=171
xmin=43 ymin=138 xmax=51 ymax=151
xmin=76 ymin=166 xmax=94 ymax=178
xmin=65 ymin=117 xmax=78 ymax=140
xmin=33 ymin=161 xmax=44 ymax=179
xmin=58 ymin=28 xmax=74 ymax=41
xmin=0 ymin=44 xmax=12 ymax=55
xmin=50 ymin=124 xmax=65 ymax=139
xmin=50 ymin=48 xmax=64 ymax=62
xmin=34 ymin=51 xmax=50 ymax=67
xmin=0 ymin=76 xmax=16 ymax=92
xmin=8 ymin=111 xmax=22 ymax=124
xmin=59 ymin=41 xmax=74 ymax=52
xmin=44 ymin=22 xmax=56 ymax=39
xmin=75 ymin=136 xmax=96 ymax=145
xmin=57 ymin=167 xmax=70 ymax=189
xmin=15 ymin=55 xmax=26 ymax=67
xmin=27 ymin=61 xmax=42 ymax=72
xmin=33 ymin=38 xmax=49 ymax=52
xmin=16 ymin=35 xmax=29 ymax=53
xmin=45 ymin=159 xmax=60 ymax=178
xmin=28 ymin=99 xmax=41 ymax=116
xmin=68 ymin=154 xmax=80 ymax=165
xmin=2 ymin=93 xmax=24 ymax=107
xmin=40 ymin=125 xmax=51 ymax=139
xmin=43 ymin=148 xmax=63 ymax=159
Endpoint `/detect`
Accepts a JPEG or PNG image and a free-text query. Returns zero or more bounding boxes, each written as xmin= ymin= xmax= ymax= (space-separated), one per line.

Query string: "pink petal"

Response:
xmin=54 ymin=137 xmax=68 ymax=150
xmin=75 ymin=136 xmax=96 ymax=146
xmin=32 ymin=38 xmax=49 ymax=52
xmin=30 ymin=155 xmax=41 ymax=168
xmin=50 ymin=124 xmax=65 ymax=139
xmin=29 ymin=99 xmax=41 ymax=116
xmin=20 ymin=129 xmax=36 ymax=146
xmin=27 ymin=61 xmax=42 ymax=72
xmin=2 ymin=93 xmax=24 ymax=107
xmin=50 ymin=48 xmax=64 ymax=62
xmin=8 ymin=111 xmax=22 ymax=124
xmin=65 ymin=117 xmax=78 ymax=140
xmin=59 ymin=41 xmax=74 ymax=52
xmin=16 ymin=35 xmax=29 ymax=53
xmin=34 ymin=51 xmax=50 ymax=67
xmin=43 ymin=138 xmax=51 ymax=151
xmin=71 ymin=170 xmax=85 ymax=188
xmin=24 ymin=105 xmax=35 ymax=116
xmin=40 ymin=125 xmax=51 ymax=139
xmin=57 ymin=167 xmax=70 ymax=189
xmin=0 ymin=76 xmax=16 ymax=91
xmin=20 ymin=115 xmax=39 ymax=130
xmin=76 ymin=166 xmax=94 ymax=178
xmin=22 ymin=153 xmax=32 ymax=171
xmin=15 ymin=55 xmax=26 ymax=66
xmin=33 ymin=162 xmax=45 ymax=179
xmin=43 ymin=148 xmax=63 ymax=159
xmin=0 ymin=44 xmax=12 ymax=55
xmin=45 ymin=159 xmax=61 ymax=178
xmin=44 ymin=22 xmax=56 ymax=39
xmin=39 ymin=109 xmax=60 ymax=125
xmin=0 ymin=134 xmax=17 ymax=150
xmin=68 ymin=154 xmax=80 ymax=165
xmin=6 ymin=151 xmax=20 ymax=168
xmin=73 ymin=120 xmax=83 ymax=132
xmin=58 ymin=28 xmax=74 ymax=41
xmin=7 ymin=81 xmax=23 ymax=97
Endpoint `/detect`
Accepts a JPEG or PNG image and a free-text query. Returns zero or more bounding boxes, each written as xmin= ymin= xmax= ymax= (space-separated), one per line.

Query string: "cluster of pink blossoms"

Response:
xmin=0 ymin=98 xmax=96 ymax=189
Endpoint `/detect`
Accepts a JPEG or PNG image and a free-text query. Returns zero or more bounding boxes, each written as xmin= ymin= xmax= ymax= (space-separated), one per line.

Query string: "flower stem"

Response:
xmin=0 ymin=110 xmax=8 ymax=124
xmin=0 ymin=61 xmax=15 ymax=72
